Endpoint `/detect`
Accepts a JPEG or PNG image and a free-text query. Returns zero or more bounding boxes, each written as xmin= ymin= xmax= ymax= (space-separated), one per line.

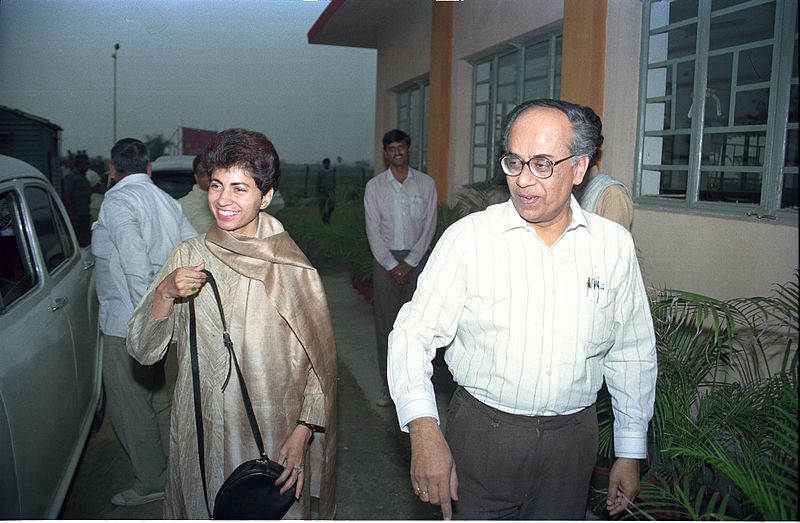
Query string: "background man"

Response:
xmin=365 ymin=129 xmax=437 ymax=408
xmin=316 ymin=157 xmax=336 ymax=225
xmin=388 ymin=99 xmax=656 ymax=520
xmin=177 ymin=154 xmax=214 ymax=233
xmin=91 ymin=138 xmax=196 ymax=507
xmin=61 ymin=152 xmax=92 ymax=246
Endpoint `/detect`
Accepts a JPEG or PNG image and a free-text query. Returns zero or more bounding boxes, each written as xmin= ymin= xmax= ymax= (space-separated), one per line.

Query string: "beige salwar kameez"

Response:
xmin=127 ymin=213 xmax=337 ymax=519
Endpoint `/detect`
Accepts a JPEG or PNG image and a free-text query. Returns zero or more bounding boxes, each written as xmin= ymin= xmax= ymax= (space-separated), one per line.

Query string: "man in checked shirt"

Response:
xmin=388 ymin=99 xmax=657 ymax=520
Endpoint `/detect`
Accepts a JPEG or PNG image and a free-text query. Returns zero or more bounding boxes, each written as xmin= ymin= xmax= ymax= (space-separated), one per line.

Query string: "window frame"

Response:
xmin=469 ymin=31 xmax=563 ymax=185
xmin=396 ymin=78 xmax=430 ymax=172
xmin=634 ymin=0 xmax=798 ymax=223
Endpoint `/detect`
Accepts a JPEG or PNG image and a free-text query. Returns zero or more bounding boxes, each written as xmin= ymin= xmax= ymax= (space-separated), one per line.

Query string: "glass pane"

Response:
xmin=474 ymin=125 xmax=486 ymax=144
xmin=733 ymin=87 xmax=770 ymax=125
xmin=786 ymin=129 xmax=799 ymax=168
xmin=554 ymin=36 xmax=562 ymax=97
xmin=645 ymin=101 xmax=673 ymax=131
xmin=650 ymin=0 xmax=697 ymax=30
xmin=712 ymin=0 xmax=754 ymax=10
xmin=473 ymin=146 xmax=488 ymax=165
xmin=643 ymin=134 xmax=692 ymax=166
xmin=474 ymin=104 xmax=487 ymax=125
xmin=738 ymin=45 xmax=772 ymax=86
xmin=706 ymin=54 xmax=732 ymax=127
xmin=472 ymin=166 xmax=488 ymax=182
xmin=702 ymin=132 xmax=767 ymax=167
xmin=497 ymin=84 xmax=516 ymax=102
xmin=524 ymin=41 xmax=549 ymax=79
xmin=641 ymin=168 xmax=689 ymax=198
xmin=0 ymin=191 xmax=37 ymax=308
xmin=498 ymin=52 xmax=518 ymax=86
xmin=789 ymin=84 xmax=798 ymax=123
xmin=699 ymin=169 xmax=761 ymax=203
xmin=647 ymin=66 xmax=670 ymax=97
xmin=524 ymin=78 xmax=550 ymax=101
xmin=781 ymin=170 xmax=798 ymax=209
xmin=25 ymin=186 xmax=70 ymax=272
xmin=709 ymin=4 xmax=775 ymax=52
xmin=476 ymin=61 xmax=491 ymax=83
xmin=475 ymin=82 xmax=490 ymax=103
xmin=675 ymin=61 xmax=694 ymax=129
xmin=650 ymin=24 xmax=697 ymax=63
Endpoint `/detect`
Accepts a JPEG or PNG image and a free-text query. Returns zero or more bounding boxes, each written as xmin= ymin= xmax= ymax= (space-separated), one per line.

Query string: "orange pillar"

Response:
xmin=560 ymin=0 xmax=607 ymax=118
xmin=426 ymin=1 xmax=453 ymax=203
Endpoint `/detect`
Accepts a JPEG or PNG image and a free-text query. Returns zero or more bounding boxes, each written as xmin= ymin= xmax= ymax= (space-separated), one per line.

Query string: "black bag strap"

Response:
xmin=189 ymin=269 xmax=270 ymax=518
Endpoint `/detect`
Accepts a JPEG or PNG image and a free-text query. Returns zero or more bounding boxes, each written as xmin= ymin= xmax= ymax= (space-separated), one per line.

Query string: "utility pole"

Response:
xmin=112 ymin=43 xmax=120 ymax=143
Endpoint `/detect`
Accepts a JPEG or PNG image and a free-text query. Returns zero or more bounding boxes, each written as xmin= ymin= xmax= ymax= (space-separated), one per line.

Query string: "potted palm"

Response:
xmin=591 ymin=271 xmax=798 ymax=520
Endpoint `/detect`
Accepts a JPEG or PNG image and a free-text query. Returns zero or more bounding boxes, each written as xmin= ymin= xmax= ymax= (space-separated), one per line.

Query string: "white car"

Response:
xmin=151 ymin=154 xmax=285 ymax=213
xmin=0 ymin=155 xmax=102 ymax=518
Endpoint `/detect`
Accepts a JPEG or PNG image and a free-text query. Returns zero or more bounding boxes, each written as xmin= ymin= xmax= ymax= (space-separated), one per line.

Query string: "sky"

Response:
xmin=0 ymin=0 xmax=377 ymax=165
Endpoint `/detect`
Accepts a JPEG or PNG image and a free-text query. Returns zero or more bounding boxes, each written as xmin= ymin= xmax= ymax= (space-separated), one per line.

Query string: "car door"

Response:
xmin=1 ymin=184 xmax=81 ymax=517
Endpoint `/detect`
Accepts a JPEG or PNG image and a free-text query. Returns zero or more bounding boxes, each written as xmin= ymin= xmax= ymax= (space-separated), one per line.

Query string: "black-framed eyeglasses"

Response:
xmin=499 ymin=153 xmax=576 ymax=179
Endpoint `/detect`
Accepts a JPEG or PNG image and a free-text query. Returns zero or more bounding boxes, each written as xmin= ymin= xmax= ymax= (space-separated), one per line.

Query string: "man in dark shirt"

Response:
xmin=62 ymin=153 xmax=92 ymax=246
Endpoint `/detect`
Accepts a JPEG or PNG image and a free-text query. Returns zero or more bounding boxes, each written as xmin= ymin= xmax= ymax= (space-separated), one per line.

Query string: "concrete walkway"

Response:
xmin=59 ymin=267 xmax=453 ymax=520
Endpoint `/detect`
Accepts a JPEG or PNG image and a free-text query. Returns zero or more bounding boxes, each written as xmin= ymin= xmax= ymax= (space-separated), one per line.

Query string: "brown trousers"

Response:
xmin=372 ymin=250 xmax=428 ymax=388
xmin=446 ymin=387 xmax=598 ymax=520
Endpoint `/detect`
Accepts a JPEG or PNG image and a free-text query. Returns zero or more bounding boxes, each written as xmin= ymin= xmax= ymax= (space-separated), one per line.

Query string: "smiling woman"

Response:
xmin=125 ymin=128 xmax=338 ymax=519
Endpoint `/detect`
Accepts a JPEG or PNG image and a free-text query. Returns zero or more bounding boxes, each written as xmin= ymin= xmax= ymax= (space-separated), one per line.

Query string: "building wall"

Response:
xmin=448 ymin=1 xmax=564 ymax=200
xmin=367 ymin=0 xmax=797 ymax=300
xmin=372 ymin=2 xmax=432 ymax=172
xmin=602 ymin=0 xmax=798 ymax=299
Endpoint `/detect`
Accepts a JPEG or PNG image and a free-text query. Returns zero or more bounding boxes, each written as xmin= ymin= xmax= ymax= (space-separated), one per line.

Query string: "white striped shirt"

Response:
xmin=388 ymin=196 xmax=656 ymax=458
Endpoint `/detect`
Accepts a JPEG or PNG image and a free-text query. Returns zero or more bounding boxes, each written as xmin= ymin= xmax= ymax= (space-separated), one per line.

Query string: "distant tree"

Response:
xmin=354 ymin=160 xmax=371 ymax=170
xmin=143 ymin=134 xmax=173 ymax=160
xmin=336 ymin=156 xmax=343 ymax=164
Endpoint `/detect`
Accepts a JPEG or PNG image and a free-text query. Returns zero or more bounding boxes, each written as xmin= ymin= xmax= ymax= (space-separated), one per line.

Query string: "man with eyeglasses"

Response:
xmin=388 ymin=99 xmax=656 ymax=520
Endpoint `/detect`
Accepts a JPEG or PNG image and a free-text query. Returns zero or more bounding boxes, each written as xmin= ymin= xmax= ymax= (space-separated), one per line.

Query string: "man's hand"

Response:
xmin=607 ymin=457 xmax=640 ymax=516
xmin=391 ymin=262 xmax=413 ymax=285
xmin=409 ymin=417 xmax=459 ymax=520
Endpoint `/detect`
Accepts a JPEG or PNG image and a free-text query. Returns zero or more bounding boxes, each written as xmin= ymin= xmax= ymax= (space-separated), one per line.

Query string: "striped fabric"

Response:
xmin=388 ymin=196 xmax=657 ymax=458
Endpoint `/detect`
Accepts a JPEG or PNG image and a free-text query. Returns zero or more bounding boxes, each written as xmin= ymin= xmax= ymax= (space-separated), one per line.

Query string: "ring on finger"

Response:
xmin=294 ymin=465 xmax=304 ymax=474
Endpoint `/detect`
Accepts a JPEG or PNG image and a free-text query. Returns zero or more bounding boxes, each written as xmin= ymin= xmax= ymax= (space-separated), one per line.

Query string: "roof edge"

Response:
xmin=307 ymin=0 xmax=346 ymax=44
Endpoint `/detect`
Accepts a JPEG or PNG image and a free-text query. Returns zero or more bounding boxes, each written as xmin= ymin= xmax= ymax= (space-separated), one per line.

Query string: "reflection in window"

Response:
xmin=638 ymin=0 xmax=798 ymax=212
xmin=0 ymin=191 xmax=37 ymax=311
xmin=471 ymin=32 xmax=562 ymax=183
xmin=24 ymin=186 xmax=75 ymax=272
xmin=397 ymin=80 xmax=429 ymax=172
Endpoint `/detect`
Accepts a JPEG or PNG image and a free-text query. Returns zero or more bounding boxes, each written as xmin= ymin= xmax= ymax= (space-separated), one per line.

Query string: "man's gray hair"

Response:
xmin=500 ymin=99 xmax=604 ymax=164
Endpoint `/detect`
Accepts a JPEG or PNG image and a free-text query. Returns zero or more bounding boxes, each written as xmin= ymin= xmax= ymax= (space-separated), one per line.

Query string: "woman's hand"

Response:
xmin=275 ymin=424 xmax=313 ymax=499
xmin=150 ymin=262 xmax=206 ymax=319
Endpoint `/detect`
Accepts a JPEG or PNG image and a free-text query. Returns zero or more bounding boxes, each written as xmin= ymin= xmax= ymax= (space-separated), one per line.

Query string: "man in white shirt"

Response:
xmin=388 ymin=99 xmax=656 ymax=520
xmin=91 ymin=138 xmax=196 ymax=506
xmin=177 ymin=155 xmax=215 ymax=234
xmin=365 ymin=129 xmax=437 ymax=407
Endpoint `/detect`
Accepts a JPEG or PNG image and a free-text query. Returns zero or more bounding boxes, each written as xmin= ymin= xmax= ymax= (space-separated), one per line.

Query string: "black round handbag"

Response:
xmin=213 ymin=458 xmax=295 ymax=519
xmin=189 ymin=270 xmax=296 ymax=520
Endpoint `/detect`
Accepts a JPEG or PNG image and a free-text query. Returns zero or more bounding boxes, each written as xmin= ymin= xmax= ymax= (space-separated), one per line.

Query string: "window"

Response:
xmin=636 ymin=0 xmax=798 ymax=216
xmin=25 ymin=186 xmax=75 ymax=272
xmin=397 ymin=80 xmax=429 ymax=172
xmin=0 ymin=191 xmax=37 ymax=311
xmin=471 ymin=33 xmax=563 ymax=183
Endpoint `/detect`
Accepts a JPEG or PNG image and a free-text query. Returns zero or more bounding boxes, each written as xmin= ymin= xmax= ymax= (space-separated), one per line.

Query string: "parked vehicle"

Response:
xmin=150 ymin=154 xmax=285 ymax=212
xmin=0 ymin=155 xmax=102 ymax=518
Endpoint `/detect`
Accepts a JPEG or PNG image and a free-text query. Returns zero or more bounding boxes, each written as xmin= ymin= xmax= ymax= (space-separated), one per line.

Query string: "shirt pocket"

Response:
xmin=410 ymin=195 xmax=424 ymax=219
xmin=580 ymin=291 xmax=616 ymax=354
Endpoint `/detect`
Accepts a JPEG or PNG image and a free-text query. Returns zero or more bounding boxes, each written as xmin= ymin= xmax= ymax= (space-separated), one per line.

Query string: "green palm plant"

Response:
xmin=594 ymin=272 xmax=798 ymax=520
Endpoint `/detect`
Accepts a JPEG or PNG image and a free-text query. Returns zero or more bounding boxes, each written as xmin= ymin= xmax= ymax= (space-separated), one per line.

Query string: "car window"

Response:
xmin=0 ymin=190 xmax=37 ymax=312
xmin=24 ymin=185 xmax=76 ymax=272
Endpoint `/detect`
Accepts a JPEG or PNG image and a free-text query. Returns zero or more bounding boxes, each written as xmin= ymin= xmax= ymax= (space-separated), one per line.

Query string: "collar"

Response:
xmin=108 ymin=172 xmax=150 ymax=193
xmin=496 ymin=195 xmax=592 ymax=236
xmin=383 ymin=167 xmax=415 ymax=188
